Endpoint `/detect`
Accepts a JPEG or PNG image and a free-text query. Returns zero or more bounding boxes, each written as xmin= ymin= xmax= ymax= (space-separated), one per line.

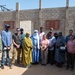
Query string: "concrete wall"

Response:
xmin=65 ymin=7 xmax=75 ymax=35
xmin=0 ymin=11 xmax=16 ymax=33
xmin=41 ymin=8 xmax=66 ymax=34
xmin=0 ymin=7 xmax=75 ymax=35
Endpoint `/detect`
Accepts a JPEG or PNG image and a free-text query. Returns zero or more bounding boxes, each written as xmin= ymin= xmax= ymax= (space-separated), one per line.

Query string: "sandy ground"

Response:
xmin=0 ymin=52 xmax=75 ymax=75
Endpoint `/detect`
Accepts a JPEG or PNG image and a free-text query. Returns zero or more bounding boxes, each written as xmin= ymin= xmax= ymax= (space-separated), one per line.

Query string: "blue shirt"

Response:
xmin=49 ymin=36 xmax=56 ymax=50
xmin=65 ymin=35 xmax=75 ymax=43
xmin=1 ymin=30 xmax=12 ymax=47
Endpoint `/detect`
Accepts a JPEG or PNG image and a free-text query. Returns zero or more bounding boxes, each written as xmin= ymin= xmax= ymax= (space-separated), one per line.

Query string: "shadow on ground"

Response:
xmin=22 ymin=64 xmax=75 ymax=75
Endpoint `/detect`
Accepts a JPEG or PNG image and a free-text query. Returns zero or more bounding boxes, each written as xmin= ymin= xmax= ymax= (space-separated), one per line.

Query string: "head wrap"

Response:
xmin=26 ymin=32 xmax=30 ymax=35
xmin=33 ymin=30 xmax=39 ymax=39
xmin=34 ymin=30 xmax=38 ymax=33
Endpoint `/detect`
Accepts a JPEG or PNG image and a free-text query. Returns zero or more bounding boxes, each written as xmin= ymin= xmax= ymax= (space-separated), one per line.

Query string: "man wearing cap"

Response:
xmin=1 ymin=24 xmax=12 ymax=69
xmin=31 ymin=30 xmax=40 ymax=64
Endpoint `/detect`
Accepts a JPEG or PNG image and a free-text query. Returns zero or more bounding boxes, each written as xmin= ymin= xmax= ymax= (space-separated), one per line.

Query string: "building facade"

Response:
xmin=0 ymin=3 xmax=75 ymax=36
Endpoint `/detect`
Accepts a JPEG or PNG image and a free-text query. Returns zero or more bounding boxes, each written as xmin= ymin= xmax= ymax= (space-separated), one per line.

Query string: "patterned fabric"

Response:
xmin=55 ymin=36 xmax=65 ymax=63
xmin=55 ymin=48 xmax=65 ymax=63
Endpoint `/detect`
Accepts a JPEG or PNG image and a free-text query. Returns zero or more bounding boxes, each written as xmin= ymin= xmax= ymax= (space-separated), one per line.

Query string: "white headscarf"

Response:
xmin=33 ymin=30 xmax=39 ymax=39
xmin=33 ymin=30 xmax=39 ymax=49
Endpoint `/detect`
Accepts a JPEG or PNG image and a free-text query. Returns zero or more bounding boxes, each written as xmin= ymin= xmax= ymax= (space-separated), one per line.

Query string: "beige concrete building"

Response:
xmin=0 ymin=2 xmax=75 ymax=36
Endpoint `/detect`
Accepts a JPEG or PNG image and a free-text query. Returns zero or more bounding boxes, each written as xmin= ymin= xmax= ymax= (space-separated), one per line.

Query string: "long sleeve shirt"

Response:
xmin=67 ymin=40 xmax=75 ymax=54
xmin=49 ymin=36 xmax=56 ymax=50
xmin=1 ymin=30 xmax=12 ymax=47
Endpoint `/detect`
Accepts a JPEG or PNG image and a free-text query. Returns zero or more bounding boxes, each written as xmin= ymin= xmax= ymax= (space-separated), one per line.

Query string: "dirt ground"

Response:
xmin=0 ymin=52 xmax=75 ymax=75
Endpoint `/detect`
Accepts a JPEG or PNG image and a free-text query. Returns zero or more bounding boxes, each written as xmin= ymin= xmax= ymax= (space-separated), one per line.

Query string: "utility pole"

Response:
xmin=64 ymin=0 xmax=69 ymax=36
xmin=66 ymin=0 xmax=69 ymax=8
xmin=39 ymin=0 xmax=42 ymax=31
xmin=39 ymin=0 xmax=42 ymax=10
xmin=15 ymin=2 xmax=20 ymax=28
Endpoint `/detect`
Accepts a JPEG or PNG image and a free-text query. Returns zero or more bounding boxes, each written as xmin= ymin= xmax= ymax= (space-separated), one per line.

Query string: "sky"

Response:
xmin=0 ymin=0 xmax=75 ymax=11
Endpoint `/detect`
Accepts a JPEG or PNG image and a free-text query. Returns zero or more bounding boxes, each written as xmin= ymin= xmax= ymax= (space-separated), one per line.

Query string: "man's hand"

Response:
xmin=7 ymin=46 xmax=11 ymax=50
xmin=4 ymin=46 xmax=7 ymax=50
xmin=17 ymin=45 xmax=20 ymax=48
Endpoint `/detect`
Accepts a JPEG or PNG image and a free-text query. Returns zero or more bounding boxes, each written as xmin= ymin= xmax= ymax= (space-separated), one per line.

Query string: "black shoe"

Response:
xmin=66 ymin=67 xmax=69 ymax=70
xmin=44 ymin=64 xmax=47 ymax=66
xmin=70 ymin=68 xmax=74 ymax=71
xmin=41 ymin=64 xmax=47 ymax=66
xmin=36 ymin=62 xmax=39 ymax=64
xmin=50 ymin=63 xmax=53 ymax=65
xmin=7 ymin=64 xmax=12 ymax=69
xmin=1 ymin=65 xmax=4 ymax=69
xmin=31 ymin=63 xmax=36 ymax=65
xmin=41 ymin=64 xmax=44 ymax=66
xmin=9 ymin=65 xmax=12 ymax=69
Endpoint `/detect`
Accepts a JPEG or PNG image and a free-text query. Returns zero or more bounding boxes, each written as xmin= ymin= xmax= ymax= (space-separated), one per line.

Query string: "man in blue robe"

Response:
xmin=31 ymin=30 xmax=40 ymax=64
xmin=1 ymin=24 xmax=12 ymax=69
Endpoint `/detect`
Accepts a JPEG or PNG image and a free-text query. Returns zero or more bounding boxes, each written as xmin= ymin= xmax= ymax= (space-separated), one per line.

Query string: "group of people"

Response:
xmin=47 ymin=29 xmax=75 ymax=71
xmin=1 ymin=24 xmax=75 ymax=71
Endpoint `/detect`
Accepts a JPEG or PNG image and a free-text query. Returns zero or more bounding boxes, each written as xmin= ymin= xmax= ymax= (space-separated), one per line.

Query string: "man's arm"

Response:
xmin=1 ymin=31 xmax=7 ymax=46
xmin=12 ymin=39 xmax=20 ymax=48
xmin=8 ymin=32 xmax=12 ymax=47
